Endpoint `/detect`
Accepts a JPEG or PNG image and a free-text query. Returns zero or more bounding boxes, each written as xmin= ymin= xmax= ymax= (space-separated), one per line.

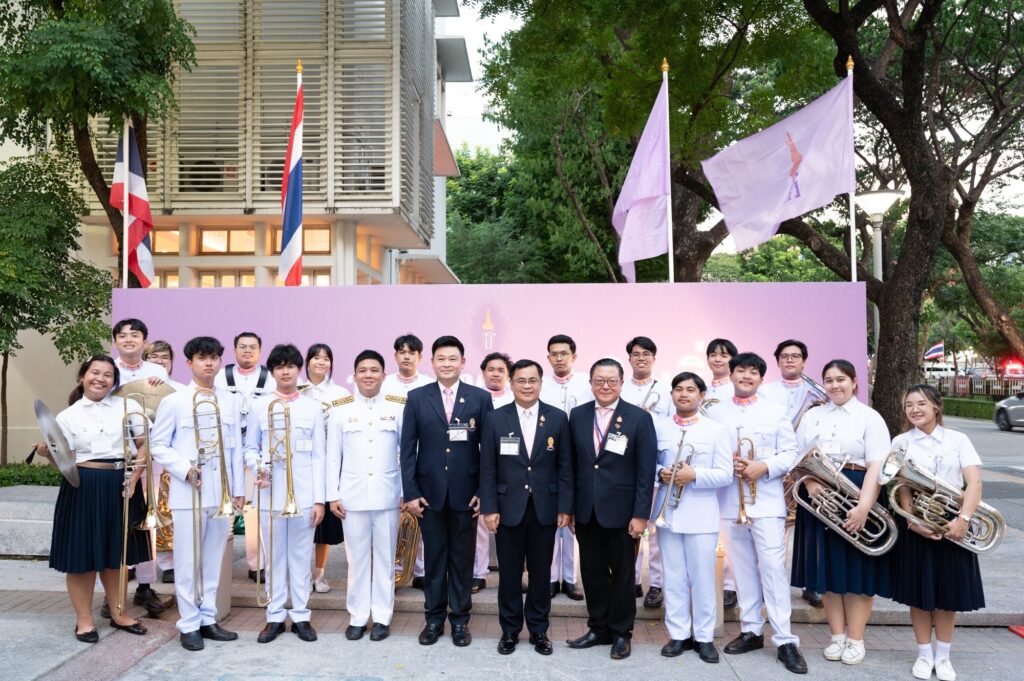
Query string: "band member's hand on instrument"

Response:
xmin=483 ymin=513 xmax=500 ymax=533
xmin=567 ymin=514 xmax=576 ymax=534
xmin=740 ymin=460 xmax=768 ymax=481
xmin=469 ymin=495 xmax=481 ymax=517
xmin=30 ymin=442 xmax=51 ymax=460
xmin=628 ymin=517 xmax=646 ymax=539
xmin=232 ymin=496 xmax=246 ymax=512
xmin=329 ymin=500 xmax=347 ymax=520
xmin=310 ymin=503 xmax=324 ymax=528
xmin=804 ymin=479 xmax=825 ymax=497
xmin=186 ymin=466 xmax=202 ymax=488
xmin=404 ymin=497 xmax=428 ymax=518
xmin=945 ymin=515 xmax=969 ymax=541
xmin=843 ymin=502 xmax=870 ymax=533
xmin=675 ymin=462 xmax=696 ymax=487
xmin=145 ymin=376 xmax=165 ymax=387
xmin=911 ymin=522 xmax=943 ymax=540
xmin=255 ymin=466 xmax=270 ymax=489
xmin=124 ymin=463 xmax=145 ymax=497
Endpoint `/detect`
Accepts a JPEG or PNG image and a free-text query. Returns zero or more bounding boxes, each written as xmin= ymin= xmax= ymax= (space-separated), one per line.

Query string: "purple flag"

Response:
xmin=701 ymin=77 xmax=854 ymax=251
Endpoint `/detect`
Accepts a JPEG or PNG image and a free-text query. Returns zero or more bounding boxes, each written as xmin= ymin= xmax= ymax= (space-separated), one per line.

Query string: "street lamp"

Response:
xmin=855 ymin=189 xmax=905 ymax=354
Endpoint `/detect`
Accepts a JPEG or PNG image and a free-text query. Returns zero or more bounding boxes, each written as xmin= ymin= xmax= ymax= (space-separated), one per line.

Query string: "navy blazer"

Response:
xmin=569 ymin=399 xmax=657 ymax=528
xmin=400 ymin=380 xmax=494 ymax=511
xmin=479 ymin=400 xmax=574 ymax=526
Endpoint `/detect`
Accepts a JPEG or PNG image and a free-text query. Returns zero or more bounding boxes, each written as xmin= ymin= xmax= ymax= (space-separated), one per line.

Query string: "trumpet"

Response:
xmin=255 ymin=399 xmax=301 ymax=607
xmin=734 ymin=427 xmax=757 ymax=525
xmin=653 ymin=433 xmax=696 ymax=529
xmin=699 ymin=397 xmax=719 ymax=417
xmin=879 ymin=447 xmax=1005 ymax=554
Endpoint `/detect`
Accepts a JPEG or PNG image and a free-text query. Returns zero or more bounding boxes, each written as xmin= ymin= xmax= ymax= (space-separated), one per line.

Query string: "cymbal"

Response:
xmin=114 ymin=380 xmax=177 ymax=420
xmin=33 ymin=400 xmax=79 ymax=488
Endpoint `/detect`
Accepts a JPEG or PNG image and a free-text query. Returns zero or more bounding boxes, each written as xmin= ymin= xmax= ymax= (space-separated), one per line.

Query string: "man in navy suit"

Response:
xmin=401 ymin=336 xmax=493 ymax=647
xmin=565 ymin=358 xmax=657 ymax=660
xmin=480 ymin=359 xmax=573 ymax=656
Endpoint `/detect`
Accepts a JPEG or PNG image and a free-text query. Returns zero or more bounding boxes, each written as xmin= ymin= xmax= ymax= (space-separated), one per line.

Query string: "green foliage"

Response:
xmin=701 ymin=253 xmax=742 ymax=282
xmin=0 ymin=463 xmax=63 ymax=487
xmin=942 ymin=398 xmax=996 ymax=421
xmin=738 ymin=234 xmax=840 ymax=283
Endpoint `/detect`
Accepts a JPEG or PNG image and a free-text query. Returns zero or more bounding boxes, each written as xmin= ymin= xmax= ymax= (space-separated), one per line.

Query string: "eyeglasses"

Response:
xmin=548 ymin=351 xmax=572 ymax=360
xmin=236 ymin=344 xmax=259 ymax=351
xmin=778 ymin=353 xmax=803 ymax=361
xmin=629 ymin=351 xmax=653 ymax=359
xmin=512 ymin=378 xmax=541 ymax=386
xmin=590 ymin=378 xmax=621 ymax=387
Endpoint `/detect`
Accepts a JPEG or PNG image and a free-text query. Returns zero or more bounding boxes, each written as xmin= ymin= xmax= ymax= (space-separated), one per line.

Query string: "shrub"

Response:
xmin=943 ymin=397 xmax=996 ymax=421
xmin=0 ymin=464 xmax=63 ymax=488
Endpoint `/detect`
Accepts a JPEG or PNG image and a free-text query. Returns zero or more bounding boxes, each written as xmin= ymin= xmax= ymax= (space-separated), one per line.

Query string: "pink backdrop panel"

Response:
xmin=112 ymin=282 xmax=868 ymax=398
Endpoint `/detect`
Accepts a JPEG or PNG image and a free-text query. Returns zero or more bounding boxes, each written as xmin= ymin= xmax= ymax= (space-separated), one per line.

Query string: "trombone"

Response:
xmin=653 ymin=432 xmax=696 ymax=528
xmin=734 ymin=427 xmax=757 ymax=525
xmin=255 ymin=399 xmax=301 ymax=607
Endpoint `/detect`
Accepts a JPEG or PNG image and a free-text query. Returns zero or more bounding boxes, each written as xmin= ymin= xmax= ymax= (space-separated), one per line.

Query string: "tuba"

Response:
xmin=653 ymin=433 xmax=696 ymax=529
xmin=394 ymin=510 xmax=421 ymax=588
xmin=879 ymin=447 xmax=1004 ymax=554
xmin=734 ymin=427 xmax=757 ymax=524
xmin=789 ymin=443 xmax=898 ymax=556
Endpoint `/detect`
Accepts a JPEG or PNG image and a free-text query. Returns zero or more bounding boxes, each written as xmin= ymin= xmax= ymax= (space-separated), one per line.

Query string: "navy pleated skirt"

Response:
xmin=890 ymin=517 xmax=985 ymax=612
xmin=49 ymin=466 xmax=152 ymax=574
xmin=790 ymin=468 xmax=894 ymax=598
xmin=314 ymin=507 xmax=344 ymax=545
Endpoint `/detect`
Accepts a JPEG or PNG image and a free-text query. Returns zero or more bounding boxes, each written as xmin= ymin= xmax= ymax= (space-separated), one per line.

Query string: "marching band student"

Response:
xmin=654 ymin=372 xmax=732 ymax=663
xmin=540 ymin=334 xmax=592 ymax=602
xmin=245 ymin=344 xmax=326 ymax=644
xmin=792 ymin=360 xmax=892 ymax=665
xmin=891 ymin=385 xmax=986 ymax=681
xmin=39 ymin=356 xmax=150 ymax=642
xmin=620 ymin=336 xmax=671 ymax=608
xmin=301 ymin=343 xmax=351 ymax=594
xmin=715 ymin=352 xmax=807 ymax=674
xmin=327 ymin=350 xmax=405 ymax=643
xmin=150 ymin=336 xmax=246 ymax=651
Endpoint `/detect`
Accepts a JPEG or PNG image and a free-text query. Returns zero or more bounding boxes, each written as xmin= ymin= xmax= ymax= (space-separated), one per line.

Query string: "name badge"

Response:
xmin=499 ymin=437 xmax=520 ymax=456
xmin=822 ymin=439 xmax=841 ymax=457
xmin=296 ymin=438 xmax=313 ymax=452
xmin=605 ymin=433 xmax=628 ymax=455
xmin=223 ymin=437 xmax=235 ymax=449
xmin=448 ymin=425 xmax=469 ymax=442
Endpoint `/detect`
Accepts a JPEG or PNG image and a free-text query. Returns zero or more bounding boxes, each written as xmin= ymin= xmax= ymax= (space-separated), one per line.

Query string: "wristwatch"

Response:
xmin=958 ymin=513 xmax=973 ymax=523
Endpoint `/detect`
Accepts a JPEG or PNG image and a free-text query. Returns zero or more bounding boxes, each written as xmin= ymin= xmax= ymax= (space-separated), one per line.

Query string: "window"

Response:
xmin=198 ymin=270 xmax=255 ymax=288
xmin=276 ymin=269 xmax=330 ymax=286
xmin=198 ymin=227 xmax=255 ymax=254
xmin=149 ymin=271 xmax=180 ymax=288
xmin=272 ymin=225 xmax=331 ymax=254
xmin=151 ymin=228 xmax=180 ymax=255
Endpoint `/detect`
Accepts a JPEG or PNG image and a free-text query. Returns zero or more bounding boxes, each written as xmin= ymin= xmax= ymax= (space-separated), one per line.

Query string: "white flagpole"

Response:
xmin=846 ymin=56 xmax=857 ymax=283
xmin=121 ymin=116 xmax=130 ymax=289
xmin=662 ymin=59 xmax=674 ymax=283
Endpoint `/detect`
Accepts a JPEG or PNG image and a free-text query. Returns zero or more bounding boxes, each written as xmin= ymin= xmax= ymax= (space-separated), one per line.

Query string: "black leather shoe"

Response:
xmin=452 ymin=623 xmax=472 ymax=647
xmin=133 ymin=587 xmax=166 ymax=617
xmin=180 ymin=630 xmax=204 ymax=651
xmin=411 ymin=576 xmax=425 ymax=590
xmin=723 ymin=589 xmax=738 ymax=609
xmin=257 ymin=621 xmax=285 ymax=643
xmin=610 ymin=635 xmax=631 ymax=660
xmin=99 ymin=603 xmax=111 ymax=620
xmin=161 ymin=569 xmax=175 ymax=584
xmin=75 ymin=627 xmax=99 ymax=643
xmin=529 ymin=632 xmax=553 ymax=655
xmin=419 ymin=622 xmax=443 ymax=645
xmin=370 ymin=623 xmax=390 ymax=641
xmin=724 ymin=631 xmax=764 ymax=654
xmin=801 ymin=589 xmax=823 ymax=608
xmin=777 ymin=643 xmax=808 ymax=674
xmin=345 ymin=625 xmax=367 ymax=641
xmin=292 ymin=621 xmax=318 ymax=642
xmin=643 ymin=586 xmax=664 ymax=609
xmin=550 ymin=581 xmax=560 ymax=598
xmin=697 ymin=641 xmax=720 ymax=663
xmin=497 ymin=633 xmax=518 ymax=655
xmin=199 ymin=623 xmax=238 ymax=641
xmin=110 ymin=619 xmax=147 ymax=635
xmin=661 ymin=638 xmax=694 ymax=657
xmin=566 ymin=630 xmax=612 ymax=648
xmin=562 ymin=582 xmax=583 ymax=601
xmin=471 ymin=578 xmax=486 ymax=594
xmin=634 ymin=584 xmax=643 ymax=598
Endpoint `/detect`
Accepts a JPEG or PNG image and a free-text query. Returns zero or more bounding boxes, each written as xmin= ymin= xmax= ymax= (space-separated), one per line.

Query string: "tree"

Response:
xmin=0 ymin=153 xmax=112 ymax=464
xmin=0 ymin=0 xmax=195 ymax=284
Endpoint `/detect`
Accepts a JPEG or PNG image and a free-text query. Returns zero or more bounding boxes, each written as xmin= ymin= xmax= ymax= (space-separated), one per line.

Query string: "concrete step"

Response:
xmin=0 ymin=486 xmax=57 ymax=557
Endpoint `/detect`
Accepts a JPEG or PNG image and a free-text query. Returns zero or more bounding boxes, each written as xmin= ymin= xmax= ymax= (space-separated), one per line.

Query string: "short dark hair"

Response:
xmin=306 ymin=343 xmax=333 ymax=378
xmin=626 ymin=336 xmax=657 ymax=356
xmin=706 ymin=338 xmax=737 ymax=358
xmin=266 ymin=344 xmax=304 ymax=371
xmin=234 ymin=332 xmax=262 ymax=348
xmin=774 ymin=339 xmax=808 ymax=361
xmin=822 ymin=358 xmax=856 ymax=381
xmin=480 ymin=352 xmax=512 ymax=373
xmin=729 ymin=352 xmax=767 ymax=377
xmin=671 ymin=371 xmax=706 ymax=392
xmin=394 ymin=334 xmax=424 ymax=354
xmin=589 ymin=357 xmax=624 ymax=379
xmin=112 ymin=318 xmax=148 ymax=341
xmin=547 ymin=334 xmax=576 ymax=354
xmin=354 ymin=349 xmax=386 ymax=371
xmin=510 ymin=359 xmax=544 ymax=379
xmin=431 ymin=335 xmax=465 ymax=356
xmin=183 ymin=336 xmax=225 ymax=360
xmin=69 ymin=355 xmax=119 ymax=405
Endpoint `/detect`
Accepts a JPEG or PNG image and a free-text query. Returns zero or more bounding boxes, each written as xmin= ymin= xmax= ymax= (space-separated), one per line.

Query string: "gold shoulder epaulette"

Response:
xmin=298 ymin=384 xmax=311 ymax=392
xmin=385 ymin=394 xmax=407 ymax=404
xmin=332 ymin=396 xmax=355 ymax=407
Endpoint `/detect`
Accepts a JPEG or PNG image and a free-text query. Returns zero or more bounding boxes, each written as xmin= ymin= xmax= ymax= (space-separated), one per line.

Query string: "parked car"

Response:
xmin=994 ymin=392 xmax=1024 ymax=431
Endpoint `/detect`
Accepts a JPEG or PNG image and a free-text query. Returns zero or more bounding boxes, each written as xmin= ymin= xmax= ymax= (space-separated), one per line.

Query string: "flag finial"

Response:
xmin=296 ymin=59 xmax=303 ymax=74
xmin=846 ymin=55 xmax=854 ymax=70
xmin=661 ymin=58 xmax=669 ymax=73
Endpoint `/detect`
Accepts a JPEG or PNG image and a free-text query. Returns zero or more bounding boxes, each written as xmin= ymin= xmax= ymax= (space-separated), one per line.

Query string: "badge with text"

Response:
xmin=605 ymin=432 xmax=628 ymax=455
xmin=499 ymin=436 xmax=520 ymax=455
xmin=448 ymin=425 xmax=469 ymax=442
xmin=296 ymin=438 xmax=313 ymax=452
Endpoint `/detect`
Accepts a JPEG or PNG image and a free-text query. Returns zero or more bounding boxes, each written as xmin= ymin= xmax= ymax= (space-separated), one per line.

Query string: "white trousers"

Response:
xmin=260 ymin=508 xmax=316 ymax=623
xmin=720 ymin=518 xmax=736 ymax=591
xmin=659 ymin=531 xmax=718 ymax=642
xmin=634 ymin=521 xmax=663 ymax=588
xmin=550 ymin=527 xmax=577 ymax=584
xmin=170 ymin=508 xmax=230 ymax=634
xmin=473 ymin=515 xmax=493 ymax=579
xmin=727 ymin=517 xmax=798 ymax=647
xmin=343 ymin=509 xmax=399 ymax=626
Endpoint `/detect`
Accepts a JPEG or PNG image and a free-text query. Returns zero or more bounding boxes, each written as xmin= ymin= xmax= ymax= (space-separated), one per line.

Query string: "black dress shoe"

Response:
xmin=292 ymin=621 xmax=318 ymax=642
xmin=199 ymin=623 xmax=238 ymax=641
xmin=452 ymin=623 xmax=472 ymax=647
xmin=529 ymin=632 xmax=553 ymax=655
xmin=346 ymin=625 xmax=367 ymax=641
xmin=419 ymin=622 xmax=443 ymax=645
xmin=257 ymin=621 xmax=285 ymax=643
xmin=471 ymin=578 xmax=486 ymax=594
xmin=566 ymin=630 xmax=612 ymax=648
xmin=161 ymin=569 xmax=175 ymax=584
xmin=74 ymin=627 xmax=99 ymax=643
xmin=562 ymin=582 xmax=583 ymax=601
xmin=610 ymin=635 xmax=631 ymax=660
xmin=550 ymin=581 xmax=560 ymax=598
xmin=100 ymin=603 xmax=111 ymax=620
xmin=724 ymin=631 xmax=764 ymax=655
xmin=369 ymin=623 xmax=390 ymax=641
xmin=777 ymin=643 xmax=808 ymax=674
xmin=801 ymin=589 xmax=823 ymax=608
xmin=634 ymin=584 xmax=643 ymax=598
xmin=643 ymin=586 xmax=664 ymax=609
xmin=697 ymin=641 xmax=720 ymax=663
xmin=110 ymin=619 xmax=147 ymax=635
xmin=661 ymin=638 xmax=694 ymax=657
xmin=180 ymin=630 xmax=204 ymax=651
xmin=133 ymin=587 xmax=166 ymax=617
xmin=411 ymin=576 xmax=425 ymax=590
xmin=723 ymin=589 xmax=738 ymax=609
xmin=497 ymin=633 xmax=518 ymax=655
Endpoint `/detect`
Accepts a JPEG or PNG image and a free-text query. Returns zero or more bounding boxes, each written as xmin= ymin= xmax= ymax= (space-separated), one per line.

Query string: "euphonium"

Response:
xmin=789 ymin=443 xmax=898 ymax=556
xmin=394 ymin=510 xmax=421 ymax=588
xmin=256 ymin=399 xmax=302 ymax=607
xmin=879 ymin=447 xmax=1005 ymax=554
xmin=654 ymin=433 xmax=696 ymax=529
xmin=783 ymin=375 xmax=830 ymax=526
xmin=734 ymin=427 xmax=757 ymax=525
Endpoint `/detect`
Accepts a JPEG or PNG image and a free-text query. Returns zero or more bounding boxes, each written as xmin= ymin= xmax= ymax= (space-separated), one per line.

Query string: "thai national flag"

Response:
xmin=924 ymin=341 xmax=945 ymax=361
xmin=279 ymin=62 xmax=304 ymax=286
xmin=110 ymin=119 xmax=154 ymax=288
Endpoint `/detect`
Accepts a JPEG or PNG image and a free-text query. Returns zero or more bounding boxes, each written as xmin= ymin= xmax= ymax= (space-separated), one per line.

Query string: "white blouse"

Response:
xmin=796 ymin=397 xmax=890 ymax=467
xmin=891 ymin=426 xmax=982 ymax=489
xmin=56 ymin=395 xmax=144 ymax=463
xmin=301 ymin=379 xmax=351 ymax=407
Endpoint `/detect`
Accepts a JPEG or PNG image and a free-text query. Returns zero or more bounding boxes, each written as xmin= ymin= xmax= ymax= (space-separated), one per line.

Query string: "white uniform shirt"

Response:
xmin=244 ymin=393 xmax=326 ymax=510
xmin=214 ymin=365 xmax=277 ymax=422
xmin=301 ymin=379 xmax=351 ymax=406
xmin=653 ymin=415 xmax=733 ymax=533
xmin=539 ymin=372 xmax=593 ymax=415
xmin=381 ymin=372 xmax=434 ymax=399
xmin=164 ymin=378 xmax=189 ymax=392
xmin=115 ymin=358 xmax=169 ymax=384
xmin=759 ymin=379 xmax=810 ymax=423
xmin=702 ymin=378 xmax=734 ymax=420
xmin=621 ymin=377 xmax=672 ymax=419
xmin=891 ymin=426 xmax=982 ymax=489
xmin=796 ymin=398 xmax=890 ymax=468
xmin=56 ymin=394 xmax=143 ymax=463
xmin=488 ymin=388 xmax=515 ymax=409
xmin=326 ymin=392 xmax=404 ymax=511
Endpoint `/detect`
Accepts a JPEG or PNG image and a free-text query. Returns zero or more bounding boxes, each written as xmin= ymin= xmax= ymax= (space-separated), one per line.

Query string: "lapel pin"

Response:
xmin=459 ymin=397 xmax=465 ymax=404
xmin=469 ymin=417 xmax=476 ymax=431
xmin=546 ymin=436 xmax=554 ymax=451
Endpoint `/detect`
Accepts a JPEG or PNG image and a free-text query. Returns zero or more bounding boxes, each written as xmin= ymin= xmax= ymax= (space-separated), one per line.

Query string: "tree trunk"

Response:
xmin=670 ymin=181 xmax=728 ymax=282
xmin=1 ymin=350 xmax=8 ymax=466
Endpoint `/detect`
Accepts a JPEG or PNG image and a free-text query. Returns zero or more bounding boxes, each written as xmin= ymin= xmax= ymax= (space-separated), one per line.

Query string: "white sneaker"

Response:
xmin=840 ymin=640 xmax=866 ymax=665
xmin=823 ymin=637 xmax=847 ymax=661
xmin=935 ymin=658 xmax=956 ymax=681
xmin=912 ymin=656 xmax=934 ymax=679
xmin=312 ymin=577 xmax=331 ymax=593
